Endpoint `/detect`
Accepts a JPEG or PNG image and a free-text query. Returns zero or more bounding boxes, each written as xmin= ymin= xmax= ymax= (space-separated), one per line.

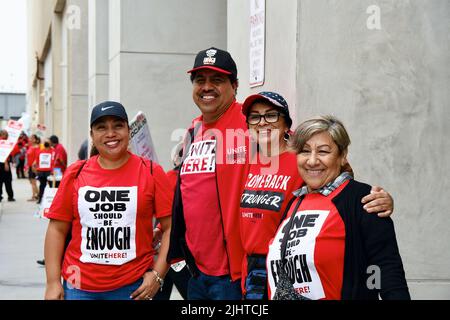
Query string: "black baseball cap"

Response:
xmin=187 ymin=47 xmax=237 ymax=79
xmin=242 ymin=91 xmax=293 ymax=128
xmin=90 ymin=101 xmax=128 ymax=127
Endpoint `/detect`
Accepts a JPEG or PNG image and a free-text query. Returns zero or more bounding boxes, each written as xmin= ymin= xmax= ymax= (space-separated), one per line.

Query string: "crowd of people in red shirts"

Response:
xmin=0 ymin=131 xmax=67 ymax=204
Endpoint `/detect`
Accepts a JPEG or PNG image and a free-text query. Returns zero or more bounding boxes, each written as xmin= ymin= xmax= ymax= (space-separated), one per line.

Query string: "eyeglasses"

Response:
xmin=246 ymin=112 xmax=284 ymax=125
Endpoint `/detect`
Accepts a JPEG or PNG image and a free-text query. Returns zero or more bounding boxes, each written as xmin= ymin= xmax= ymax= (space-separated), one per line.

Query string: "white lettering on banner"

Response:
xmin=78 ymin=186 xmax=137 ymax=265
xmin=245 ymin=174 xmax=291 ymax=191
xmin=267 ymin=210 xmax=330 ymax=300
xmin=39 ymin=153 xmax=52 ymax=169
xmin=180 ymin=140 xmax=216 ymax=175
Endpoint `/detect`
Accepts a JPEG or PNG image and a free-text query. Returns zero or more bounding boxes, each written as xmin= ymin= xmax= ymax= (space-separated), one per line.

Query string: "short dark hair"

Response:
xmin=49 ymin=135 xmax=59 ymax=144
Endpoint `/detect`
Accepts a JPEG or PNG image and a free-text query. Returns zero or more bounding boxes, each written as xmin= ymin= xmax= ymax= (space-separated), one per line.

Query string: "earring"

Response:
xmin=283 ymin=131 xmax=290 ymax=142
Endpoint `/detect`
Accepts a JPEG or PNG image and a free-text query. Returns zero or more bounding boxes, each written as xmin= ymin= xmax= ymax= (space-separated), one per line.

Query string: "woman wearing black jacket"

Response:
xmin=266 ymin=115 xmax=410 ymax=300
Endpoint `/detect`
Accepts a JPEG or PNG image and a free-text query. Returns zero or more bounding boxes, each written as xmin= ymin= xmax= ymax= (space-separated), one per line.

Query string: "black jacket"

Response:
xmin=331 ymin=179 xmax=410 ymax=299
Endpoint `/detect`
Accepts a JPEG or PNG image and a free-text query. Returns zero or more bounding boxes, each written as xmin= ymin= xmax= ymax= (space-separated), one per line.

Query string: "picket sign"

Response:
xmin=129 ymin=111 xmax=159 ymax=163
xmin=0 ymin=120 xmax=23 ymax=162
xmin=38 ymin=187 xmax=58 ymax=219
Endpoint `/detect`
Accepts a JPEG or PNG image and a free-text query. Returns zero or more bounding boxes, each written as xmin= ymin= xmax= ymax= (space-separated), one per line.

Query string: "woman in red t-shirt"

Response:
xmin=26 ymin=134 xmax=40 ymax=201
xmin=239 ymin=92 xmax=303 ymax=299
xmin=266 ymin=116 xmax=409 ymax=300
xmin=43 ymin=101 xmax=173 ymax=300
xmin=239 ymin=92 xmax=396 ymax=300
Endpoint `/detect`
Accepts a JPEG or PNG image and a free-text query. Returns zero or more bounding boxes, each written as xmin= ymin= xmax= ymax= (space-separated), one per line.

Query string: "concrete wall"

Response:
xmin=108 ymin=0 xmax=227 ymax=169
xmin=64 ymin=0 xmax=89 ymax=164
xmin=228 ymin=0 xmax=450 ymax=299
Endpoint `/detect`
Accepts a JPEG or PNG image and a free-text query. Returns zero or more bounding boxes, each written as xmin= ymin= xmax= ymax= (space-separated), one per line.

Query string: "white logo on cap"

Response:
xmin=206 ymin=49 xmax=217 ymax=57
xmin=203 ymin=49 xmax=217 ymax=65
xmin=101 ymin=106 xmax=114 ymax=112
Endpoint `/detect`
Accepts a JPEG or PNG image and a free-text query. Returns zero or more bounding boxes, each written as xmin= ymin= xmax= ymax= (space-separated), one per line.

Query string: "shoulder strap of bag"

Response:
xmin=75 ymin=160 xmax=87 ymax=178
xmin=180 ymin=122 xmax=201 ymax=164
xmin=278 ymin=196 xmax=297 ymax=227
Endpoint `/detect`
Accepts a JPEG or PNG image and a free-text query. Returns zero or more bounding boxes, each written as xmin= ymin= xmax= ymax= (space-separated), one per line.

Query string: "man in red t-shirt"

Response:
xmin=49 ymin=135 xmax=67 ymax=174
xmin=168 ymin=47 xmax=248 ymax=300
xmin=34 ymin=140 xmax=55 ymax=204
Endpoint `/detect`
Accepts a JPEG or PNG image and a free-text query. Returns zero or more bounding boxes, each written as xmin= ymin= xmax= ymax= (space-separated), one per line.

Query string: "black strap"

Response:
xmin=180 ymin=122 xmax=201 ymax=164
xmin=75 ymin=160 xmax=87 ymax=178
xmin=278 ymin=196 xmax=297 ymax=227
xmin=280 ymin=195 xmax=305 ymax=263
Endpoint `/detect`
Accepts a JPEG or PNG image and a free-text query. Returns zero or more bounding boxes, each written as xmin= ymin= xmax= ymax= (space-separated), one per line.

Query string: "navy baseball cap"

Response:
xmin=242 ymin=91 xmax=293 ymax=128
xmin=90 ymin=101 xmax=128 ymax=127
xmin=187 ymin=47 xmax=237 ymax=79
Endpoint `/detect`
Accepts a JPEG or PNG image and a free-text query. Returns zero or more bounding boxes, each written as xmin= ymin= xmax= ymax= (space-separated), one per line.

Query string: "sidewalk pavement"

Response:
xmin=0 ymin=173 xmax=182 ymax=300
xmin=0 ymin=175 xmax=47 ymax=300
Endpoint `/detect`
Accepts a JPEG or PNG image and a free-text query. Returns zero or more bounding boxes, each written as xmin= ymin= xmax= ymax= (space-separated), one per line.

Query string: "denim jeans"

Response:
xmin=63 ymin=279 xmax=142 ymax=300
xmin=187 ymin=270 xmax=242 ymax=300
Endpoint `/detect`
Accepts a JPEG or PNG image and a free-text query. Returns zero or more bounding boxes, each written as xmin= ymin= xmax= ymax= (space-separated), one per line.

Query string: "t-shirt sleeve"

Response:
xmin=44 ymin=162 xmax=81 ymax=222
xmin=152 ymin=163 xmax=174 ymax=219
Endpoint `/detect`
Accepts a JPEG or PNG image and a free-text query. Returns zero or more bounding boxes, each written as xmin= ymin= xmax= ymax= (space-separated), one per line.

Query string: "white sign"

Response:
xmin=5 ymin=120 xmax=23 ymax=143
xmin=129 ymin=111 xmax=159 ymax=163
xmin=0 ymin=140 xmax=16 ymax=163
xmin=0 ymin=120 xmax=23 ymax=162
xmin=249 ymin=0 xmax=265 ymax=87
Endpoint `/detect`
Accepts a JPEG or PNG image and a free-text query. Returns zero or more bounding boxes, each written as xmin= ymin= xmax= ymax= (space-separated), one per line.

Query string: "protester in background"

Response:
xmin=26 ymin=134 xmax=40 ymax=201
xmin=266 ymin=115 xmax=410 ymax=300
xmin=16 ymin=141 xmax=27 ymax=179
xmin=11 ymin=133 xmax=27 ymax=179
xmin=49 ymin=135 xmax=67 ymax=174
xmin=44 ymin=101 xmax=173 ymax=300
xmin=78 ymin=139 xmax=88 ymax=160
xmin=34 ymin=139 xmax=55 ymax=204
xmin=0 ymin=130 xmax=15 ymax=202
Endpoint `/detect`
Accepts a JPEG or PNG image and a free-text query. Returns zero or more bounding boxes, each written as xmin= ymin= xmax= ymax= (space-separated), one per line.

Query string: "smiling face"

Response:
xmin=297 ymin=131 xmax=347 ymax=191
xmin=247 ymin=102 xmax=289 ymax=152
xmin=192 ymin=69 xmax=237 ymax=123
xmin=90 ymin=116 xmax=130 ymax=162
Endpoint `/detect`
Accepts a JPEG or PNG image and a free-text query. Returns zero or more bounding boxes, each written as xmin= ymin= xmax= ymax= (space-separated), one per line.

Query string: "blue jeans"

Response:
xmin=63 ymin=279 xmax=142 ymax=300
xmin=187 ymin=270 xmax=242 ymax=300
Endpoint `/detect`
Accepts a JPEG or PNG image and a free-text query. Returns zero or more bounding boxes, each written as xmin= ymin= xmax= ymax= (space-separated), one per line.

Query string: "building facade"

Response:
xmin=0 ymin=92 xmax=26 ymax=122
xmin=27 ymin=0 xmax=450 ymax=299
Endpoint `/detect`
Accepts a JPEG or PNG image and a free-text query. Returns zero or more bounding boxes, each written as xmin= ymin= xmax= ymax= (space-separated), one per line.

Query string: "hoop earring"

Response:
xmin=283 ymin=131 xmax=290 ymax=142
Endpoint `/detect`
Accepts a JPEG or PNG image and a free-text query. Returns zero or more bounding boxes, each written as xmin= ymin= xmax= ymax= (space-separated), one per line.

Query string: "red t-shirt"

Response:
xmin=240 ymin=151 xmax=303 ymax=293
xmin=26 ymin=145 xmax=39 ymax=169
xmin=240 ymin=151 xmax=304 ymax=256
xmin=36 ymin=148 xmax=55 ymax=172
xmin=180 ymin=121 xmax=229 ymax=277
xmin=266 ymin=181 xmax=347 ymax=300
xmin=166 ymin=169 xmax=178 ymax=190
xmin=45 ymin=153 xmax=173 ymax=291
